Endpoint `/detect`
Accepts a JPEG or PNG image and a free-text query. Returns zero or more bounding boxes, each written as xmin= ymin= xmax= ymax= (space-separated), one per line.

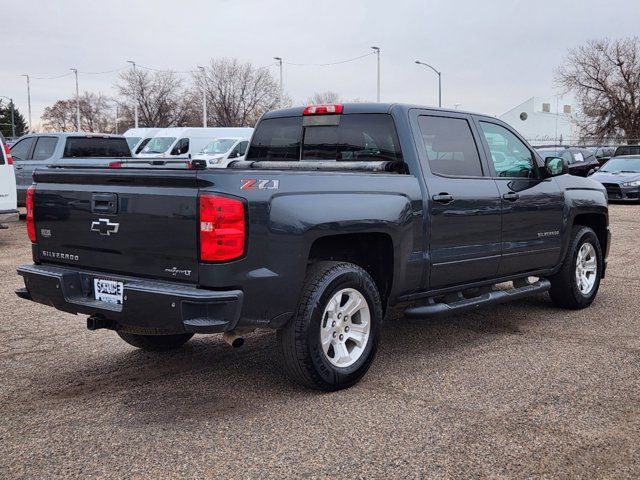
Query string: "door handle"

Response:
xmin=432 ymin=193 xmax=454 ymax=204
xmin=14 ymin=165 xmax=23 ymax=170
xmin=502 ymin=192 xmax=520 ymax=201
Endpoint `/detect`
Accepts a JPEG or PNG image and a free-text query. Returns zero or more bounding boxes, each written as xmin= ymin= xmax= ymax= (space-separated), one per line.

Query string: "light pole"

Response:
xmin=273 ymin=57 xmax=283 ymax=107
xmin=70 ymin=68 xmax=80 ymax=131
xmin=414 ymin=60 xmax=442 ymax=108
xmin=198 ymin=66 xmax=207 ymax=127
xmin=371 ymin=47 xmax=380 ymax=102
xmin=21 ymin=74 xmax=32 ymax=130
xmin=127 ymin=60 xmax=139 ymax=128
xmin=0 ymin=96 xmax=15 ymax=138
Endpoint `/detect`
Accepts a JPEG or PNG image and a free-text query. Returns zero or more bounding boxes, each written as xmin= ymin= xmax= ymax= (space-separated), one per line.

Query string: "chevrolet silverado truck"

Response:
xmin=16 ymin=103 xmax=610 ymax=391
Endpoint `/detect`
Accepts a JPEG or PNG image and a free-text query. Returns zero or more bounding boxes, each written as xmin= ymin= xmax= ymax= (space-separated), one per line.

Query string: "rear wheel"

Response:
xmin=549 ymin=226 xmax=603 ymax=309
xmin=277 ymin=261 xmax=382 ymax=391
xmin=117 ymin=331 xmax=194 ymax=351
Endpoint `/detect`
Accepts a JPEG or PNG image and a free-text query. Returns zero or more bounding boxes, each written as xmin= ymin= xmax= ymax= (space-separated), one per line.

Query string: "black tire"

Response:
xmin=117 ymin=331 xmax=194 ymax=351
xmin=277 ymin=261 xmax=383 ymax=391
xmin=548 ymin=226 xmax=603 ymax=309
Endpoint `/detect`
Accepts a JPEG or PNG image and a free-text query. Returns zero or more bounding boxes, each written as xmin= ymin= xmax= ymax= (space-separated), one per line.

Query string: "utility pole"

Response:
xmin=371 ymin=47 xmax=380 ymax=102
xmin=414 ymin=60 xmax=442 ymax=108
xmin=127 ymin=60 xmax=139 ymax=128
xmin=198 ymin=66 xmax=207 ymax=127
xmin=273 ymin=57 xmax=283 ymax=107
xmin=70 ymin=68 xmax=80 ymax=131
xmin=21 ymin=74 xmax=32 ymax=131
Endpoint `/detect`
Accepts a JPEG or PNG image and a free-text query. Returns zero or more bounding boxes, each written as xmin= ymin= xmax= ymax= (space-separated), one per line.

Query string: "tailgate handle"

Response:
xmin=91 ymin=193 xmax=118 ymax=214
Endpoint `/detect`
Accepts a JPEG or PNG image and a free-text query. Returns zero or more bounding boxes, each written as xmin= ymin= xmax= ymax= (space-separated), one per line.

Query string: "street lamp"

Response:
xmin=21 ymin=74 xmax=32 ymax=130
xmin=0 ymin=96 xmax=15 ymax=138
xmin=371 ymin=47 xmax=380 ymax=102
xmin=415 ymin=60 xmax=442 ymax=108
xmin=70 ymin=68 xmax=80 ymax=131
xmin=198 ymin=66 xmax=207 ymax=127
xmin=127 ymin=60 xmax=139 ymax=128
xmin=273 ymin=57 xmax=283 ymax=107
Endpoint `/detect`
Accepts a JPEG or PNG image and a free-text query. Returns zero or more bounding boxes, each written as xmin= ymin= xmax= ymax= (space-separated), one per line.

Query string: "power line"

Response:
xmin=284 ymin=52 xmax=375 ymax=67
xmin=136 ymin=64 xmax=199 ymax=74
xmin=30 ymin=72 xmax=74 ymax=80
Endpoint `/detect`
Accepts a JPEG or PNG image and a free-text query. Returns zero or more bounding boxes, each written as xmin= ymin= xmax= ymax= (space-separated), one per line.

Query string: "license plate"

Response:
xmin=94 ymin=278 xmax=124 ymax=305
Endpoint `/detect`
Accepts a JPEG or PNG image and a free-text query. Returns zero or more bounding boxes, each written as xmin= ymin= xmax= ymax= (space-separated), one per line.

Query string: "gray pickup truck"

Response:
xmin=10 ymin=133 xmax=131 ymax=205
xmin=16 ymin=103 xmax=610 ymax=390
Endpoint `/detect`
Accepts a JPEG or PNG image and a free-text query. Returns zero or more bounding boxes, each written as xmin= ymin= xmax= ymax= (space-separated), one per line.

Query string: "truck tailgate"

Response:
xmin=32 ymin=168 xmax=200 ymax=283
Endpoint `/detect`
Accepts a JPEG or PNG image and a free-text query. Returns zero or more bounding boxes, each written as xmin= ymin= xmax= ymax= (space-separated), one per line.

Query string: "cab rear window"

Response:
xmin=246 ymin=114 xmax=402 ymax=162
xmin=63 ymin=137 xmax=131 ymax=158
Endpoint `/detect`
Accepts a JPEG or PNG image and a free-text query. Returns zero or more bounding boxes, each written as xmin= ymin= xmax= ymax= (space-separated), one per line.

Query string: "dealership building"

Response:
xmin=499 ymin=96 xmax=580 ymax=145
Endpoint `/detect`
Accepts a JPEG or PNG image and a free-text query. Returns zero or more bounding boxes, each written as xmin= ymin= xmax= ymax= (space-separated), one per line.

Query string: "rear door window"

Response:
xmin=32 ymin=137 xmax=58 ymax=160
xmin=246 ymin=114 xmax=402 ymax=163
xmin=10 ymin=137 xmax=36 ymax=161
xmin=63 ymin=137 xmax=131 ymax=158
xmin=418 ymin=116 xmax=483 ymax=177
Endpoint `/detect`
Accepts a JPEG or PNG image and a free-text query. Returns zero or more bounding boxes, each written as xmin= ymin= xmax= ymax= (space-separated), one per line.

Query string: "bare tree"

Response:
xmin=42 ymin=92 xmax=115 ymax=132
xmin=42 ymin=100 xmax=76 ymax=132
xmin=307 ymin=91 xmax=342 ymax=104
xmin=116 ymin=69 xmax=199 ymax=127
xmin=556 ymin=37 xmax=640 ymax=143
xmin=194 ymin=58 xmax=280 ymax=126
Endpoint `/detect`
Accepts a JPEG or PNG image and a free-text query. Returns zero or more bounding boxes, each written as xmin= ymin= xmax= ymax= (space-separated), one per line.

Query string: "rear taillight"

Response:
xmin=26 ymin=186 xmax=36 ymax=242
xmin=303 ymin=104 xmax=343 ymax=115
xmin=108 ymin=161 xmax=123 ymax=168
xmin=4 ymin=144 xmax=13 ymax=165
xmin=199 ymin=194 xmax=245 ymax=262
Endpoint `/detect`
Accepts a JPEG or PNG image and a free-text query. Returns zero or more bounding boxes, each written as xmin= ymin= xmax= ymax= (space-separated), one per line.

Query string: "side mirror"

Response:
xmin=545 ymin=156 xmax=568 ymax=177
xmin=230 ymin=151 xmax=240 ymax=159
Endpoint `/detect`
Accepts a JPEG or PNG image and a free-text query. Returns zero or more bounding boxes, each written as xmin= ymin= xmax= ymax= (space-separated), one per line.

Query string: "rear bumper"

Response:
xmin=0 ymin=209 xmax=19 ymax=223
xmin=16 ymin=263 xmax=243 ymax=334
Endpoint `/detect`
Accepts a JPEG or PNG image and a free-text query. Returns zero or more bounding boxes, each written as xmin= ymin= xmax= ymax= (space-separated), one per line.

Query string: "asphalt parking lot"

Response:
xmin=1 ymin=205 xmax=638 ymax=479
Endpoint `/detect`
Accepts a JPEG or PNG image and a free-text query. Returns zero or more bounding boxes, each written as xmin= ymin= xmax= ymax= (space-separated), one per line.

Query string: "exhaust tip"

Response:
xmin=223 ymin=331 xmax=245 ymax=348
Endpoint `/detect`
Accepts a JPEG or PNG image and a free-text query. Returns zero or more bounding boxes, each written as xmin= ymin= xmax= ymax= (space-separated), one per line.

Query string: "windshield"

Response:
xmin=600 ymin=157 xmax=640 ymax=173
xmin=202 ymin=139 xmax=236 ymax=154
xmin=142 ymin=137 xmax=176 ymax=154
xmin=125 ymin=137 xmax=141 ymax=149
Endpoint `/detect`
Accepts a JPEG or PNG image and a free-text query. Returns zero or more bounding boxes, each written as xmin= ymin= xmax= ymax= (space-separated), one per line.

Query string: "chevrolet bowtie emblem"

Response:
xmin=90 ymin=218 xmax=120 ymax=236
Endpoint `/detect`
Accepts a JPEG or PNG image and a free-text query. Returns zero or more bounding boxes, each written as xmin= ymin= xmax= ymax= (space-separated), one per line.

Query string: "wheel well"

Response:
xmin=573 ymin=213 xmax=608 ymax=253
xmin=308 ymin=233 xmax=394 ymax=303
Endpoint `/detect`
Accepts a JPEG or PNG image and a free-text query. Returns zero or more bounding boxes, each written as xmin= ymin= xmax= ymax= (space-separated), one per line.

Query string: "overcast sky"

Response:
xmin=2 ymin=0 xmax=639 ymax=128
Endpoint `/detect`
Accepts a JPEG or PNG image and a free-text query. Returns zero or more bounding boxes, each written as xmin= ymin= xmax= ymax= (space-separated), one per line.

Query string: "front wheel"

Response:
xmin=549 ymin=226 xmax=603 ymax=309
xmin=117 ymin=331 xmax=194 ymax=351
xmin=277 ymin=261 xmax=383 ymax=391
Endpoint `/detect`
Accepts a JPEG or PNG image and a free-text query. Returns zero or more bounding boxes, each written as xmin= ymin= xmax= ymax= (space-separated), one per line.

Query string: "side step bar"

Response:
xmin=404 ymin=279 xmax=551 ymax=319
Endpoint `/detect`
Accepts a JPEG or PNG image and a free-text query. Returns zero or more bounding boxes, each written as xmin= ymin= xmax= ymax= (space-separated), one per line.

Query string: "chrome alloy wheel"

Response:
xmin=575 ymin=242 xmax=597 ymax=295
xmin=320 ymin=288 xmax=371 ymax=368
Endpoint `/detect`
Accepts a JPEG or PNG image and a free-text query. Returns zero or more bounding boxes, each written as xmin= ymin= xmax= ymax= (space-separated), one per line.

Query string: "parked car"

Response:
xmin=588 ymin=146 xmax=616 ymax=166
xmin=137 ymin=127 xmax=253 ymax=160
xmin=16 ymin=103 xmax=610 ymax=391
xmin=535 ymin=147 xmax=600 ymax=176
xmin=589 ymin=155 xmax=640 ymax=202
xmin=192 ymin=137 xmax=251 ymax=168
xmin=612 ymin=145 xmax=640 ymax=157
xmin=122 ymin=128 xmax=161 ymax=156
xmin=10 ymin=133 xmax=131 ymax=206
xmin=0 ymin=139 xmax=18 ymax=228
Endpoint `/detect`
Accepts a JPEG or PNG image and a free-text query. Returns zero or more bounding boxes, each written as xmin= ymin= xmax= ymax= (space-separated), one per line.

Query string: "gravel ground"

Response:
xmin=1 ymin=205 xmax=639 ymax=479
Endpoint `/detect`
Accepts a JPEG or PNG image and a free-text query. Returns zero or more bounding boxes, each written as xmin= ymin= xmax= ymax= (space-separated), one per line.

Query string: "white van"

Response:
xmin=137 ymin=127 xmax=254 ymax=159
xmin=192 ymin=137 xmax=251 ymax=168
xmin=123 ymin=128 xmax=161 ymax=156
xmin=0 ymin=141 xmax=18 ymax=228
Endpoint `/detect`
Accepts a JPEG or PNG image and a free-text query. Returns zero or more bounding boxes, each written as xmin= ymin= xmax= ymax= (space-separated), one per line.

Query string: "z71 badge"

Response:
xmin=240 ymin=179 xmax=280 ymax=190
